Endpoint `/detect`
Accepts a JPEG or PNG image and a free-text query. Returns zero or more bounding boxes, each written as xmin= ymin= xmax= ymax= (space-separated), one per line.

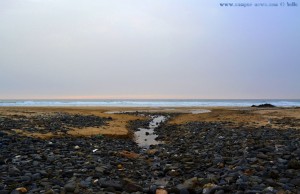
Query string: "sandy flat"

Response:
xmin=0 ymin=106 xmax=299 ymax=139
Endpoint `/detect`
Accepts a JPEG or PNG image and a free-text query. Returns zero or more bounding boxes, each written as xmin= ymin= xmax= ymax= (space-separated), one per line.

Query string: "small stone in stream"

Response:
xmin=145 ymin=132 xmax=150 ymax=135
xmin=74 ymin=145 xmax=80 ymax=149
xmin=287 ymin=159 xmax=300 ymax=169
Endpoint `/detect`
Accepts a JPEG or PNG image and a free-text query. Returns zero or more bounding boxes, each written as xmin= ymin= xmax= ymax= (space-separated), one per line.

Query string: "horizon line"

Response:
xmin=1 ymin=98 xmax=300 ymax=101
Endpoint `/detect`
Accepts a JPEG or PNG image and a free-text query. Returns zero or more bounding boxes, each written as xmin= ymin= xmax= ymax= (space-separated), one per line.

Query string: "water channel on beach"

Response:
xmin=134 ymin=115 xmax=166 ymax=148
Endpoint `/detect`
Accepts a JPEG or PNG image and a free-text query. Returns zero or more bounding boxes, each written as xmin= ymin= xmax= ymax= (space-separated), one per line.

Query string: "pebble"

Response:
xmin=0 ymin=113 xmax=300 ymax=193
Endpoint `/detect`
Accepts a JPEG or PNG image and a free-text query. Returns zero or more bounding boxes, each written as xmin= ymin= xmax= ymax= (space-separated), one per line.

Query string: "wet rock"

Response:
xmin=100 ymin=180 xmax=122 ymax=191
xmin=8 ymin=166 xmax=20 ymax=176
xmin=251 ymin=103 xmax=276 ymax=108
xmin=287 ymin=159 xmax=300 ymax=169
xmin=1 ymin=112 xmax=300 ymax=193
xmin=64 ymin=182 xmax=76 ymax=192
xmin=123 ymin=178 xmax=143 ymax=192
xmin=290 ymin=178 xmax=300 ymax=186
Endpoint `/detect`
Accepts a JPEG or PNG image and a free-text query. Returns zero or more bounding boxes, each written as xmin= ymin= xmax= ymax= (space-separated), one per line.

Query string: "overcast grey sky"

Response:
xmin=0 ymin=0 xmax=299 ymax=99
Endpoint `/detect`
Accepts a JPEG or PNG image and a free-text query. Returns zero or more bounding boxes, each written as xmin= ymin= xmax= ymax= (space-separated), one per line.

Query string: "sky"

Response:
xmin=0 ymin=0 xmax=299 ymax=99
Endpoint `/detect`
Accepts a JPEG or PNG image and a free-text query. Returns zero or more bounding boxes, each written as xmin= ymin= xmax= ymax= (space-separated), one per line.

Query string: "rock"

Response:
xmin=1 ymin=112 xmax=300 ymax=193
xmin=257 ymin=153 xmax=268 ymax=160
xmin=64 ymin=182 xmax=76 ymax=192
xmin=269 ymin=170 xmax=279 ymax=179
xmin=290 ymin=178 xmax=300 ymax=186
xmin=123 ymin=178 xmax=143 ymax=192
xmin=44 ymin=190 xmax=55 ymax=194
xmin=100 ymin=180 xmax=122 ymax=191
xmin=202 ymin=183 xmax=218 ymax=194
xmin=95 ymin=166 xmax=105 ymax=173
xmin=156 ymin=188 xmax=168 ymax=194
xmin=32 ymin=173 xmax=41 ymax=180
xmin=8 ymin=166 xmax=20 ymax=176
xmin=182 ymin=177 xmax=199 ymax=190
xmin=251 ymin=103 xmax=276 ymax=108
xmin=20 ymin=176 xmax=31 ymax=182
xmin=79 ymin=180 xmax=89 ymax=188
xmin=10 ymin=188 xmax=27 ymax=194
xmin=117 ymin=164 xmax=123 ymax=169
xmin=288 ymin=159 xmax=300 ymax=169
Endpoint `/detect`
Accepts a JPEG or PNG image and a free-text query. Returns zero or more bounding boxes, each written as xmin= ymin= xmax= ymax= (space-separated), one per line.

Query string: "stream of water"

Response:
xmin=134 ymin=115 xmax=166 ymax=148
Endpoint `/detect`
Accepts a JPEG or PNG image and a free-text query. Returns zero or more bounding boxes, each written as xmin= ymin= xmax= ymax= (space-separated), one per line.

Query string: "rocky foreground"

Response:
xmin=1 ymin=112 xmax=300 ymax=194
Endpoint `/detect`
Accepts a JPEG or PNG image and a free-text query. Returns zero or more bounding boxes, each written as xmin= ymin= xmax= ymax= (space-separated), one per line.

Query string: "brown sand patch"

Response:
xmin=169 ymin=107 xmax=300 ymax=129
xmin=1 ymin=107 xmax=300 ymax=139
xmin=0 ymin=107 xmax=144 ymax=139
xmin=119 ymin=150 xmax=140 ymax=159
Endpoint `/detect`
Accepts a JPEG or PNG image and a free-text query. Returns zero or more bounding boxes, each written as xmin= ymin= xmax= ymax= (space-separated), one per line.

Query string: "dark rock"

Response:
xmin=288 ymin=159 xmax=300 ymax=169
xmin=64 ymin=182 xmax=76 ymax=192
xmin=8 ymin=166 xmax=20 ymax=176
xmin=290 ymin=178 xmax=300 ymax=186
xmin=251 ymin=103 xmax=276 ymax=108
xmin=100 ymin=180 xmax=122 ymax=191
xmin=123 ymin=178 xmax=143 ymax=192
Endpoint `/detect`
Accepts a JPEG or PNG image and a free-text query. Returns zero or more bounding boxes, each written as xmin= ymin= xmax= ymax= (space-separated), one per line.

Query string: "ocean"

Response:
xmin=0 ymin=99 xmax=299 ymax=107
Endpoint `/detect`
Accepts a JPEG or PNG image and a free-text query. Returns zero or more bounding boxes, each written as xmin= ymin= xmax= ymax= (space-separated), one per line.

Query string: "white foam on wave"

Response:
xmin=0 ymin=100 xmax=299 ymax=107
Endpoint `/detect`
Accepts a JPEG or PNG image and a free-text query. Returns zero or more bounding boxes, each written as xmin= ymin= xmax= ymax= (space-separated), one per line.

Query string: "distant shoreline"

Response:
xmin=0 ymin=99 xmax=300 ymax=107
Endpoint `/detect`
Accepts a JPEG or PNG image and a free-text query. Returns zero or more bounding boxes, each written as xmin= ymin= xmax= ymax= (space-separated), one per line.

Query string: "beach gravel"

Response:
xmin=0 ymin=112 xmax=300 ymax=193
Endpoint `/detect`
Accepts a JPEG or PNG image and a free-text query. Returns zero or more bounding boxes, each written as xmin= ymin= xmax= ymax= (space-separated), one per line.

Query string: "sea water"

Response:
xmin=0 ymin=99 xmax=299 ymax=107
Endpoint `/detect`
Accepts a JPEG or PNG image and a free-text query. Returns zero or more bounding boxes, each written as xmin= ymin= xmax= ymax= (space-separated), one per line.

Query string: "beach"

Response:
xmin=1 ymin=106 xmax=300 ymax=193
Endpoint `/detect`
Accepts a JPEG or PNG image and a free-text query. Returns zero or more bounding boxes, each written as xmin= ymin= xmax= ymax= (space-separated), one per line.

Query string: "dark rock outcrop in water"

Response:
xmin=251 ymin=103 xmax=276 ymax=108
xmin=1 ymin=113 xmax=300 ymax=193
